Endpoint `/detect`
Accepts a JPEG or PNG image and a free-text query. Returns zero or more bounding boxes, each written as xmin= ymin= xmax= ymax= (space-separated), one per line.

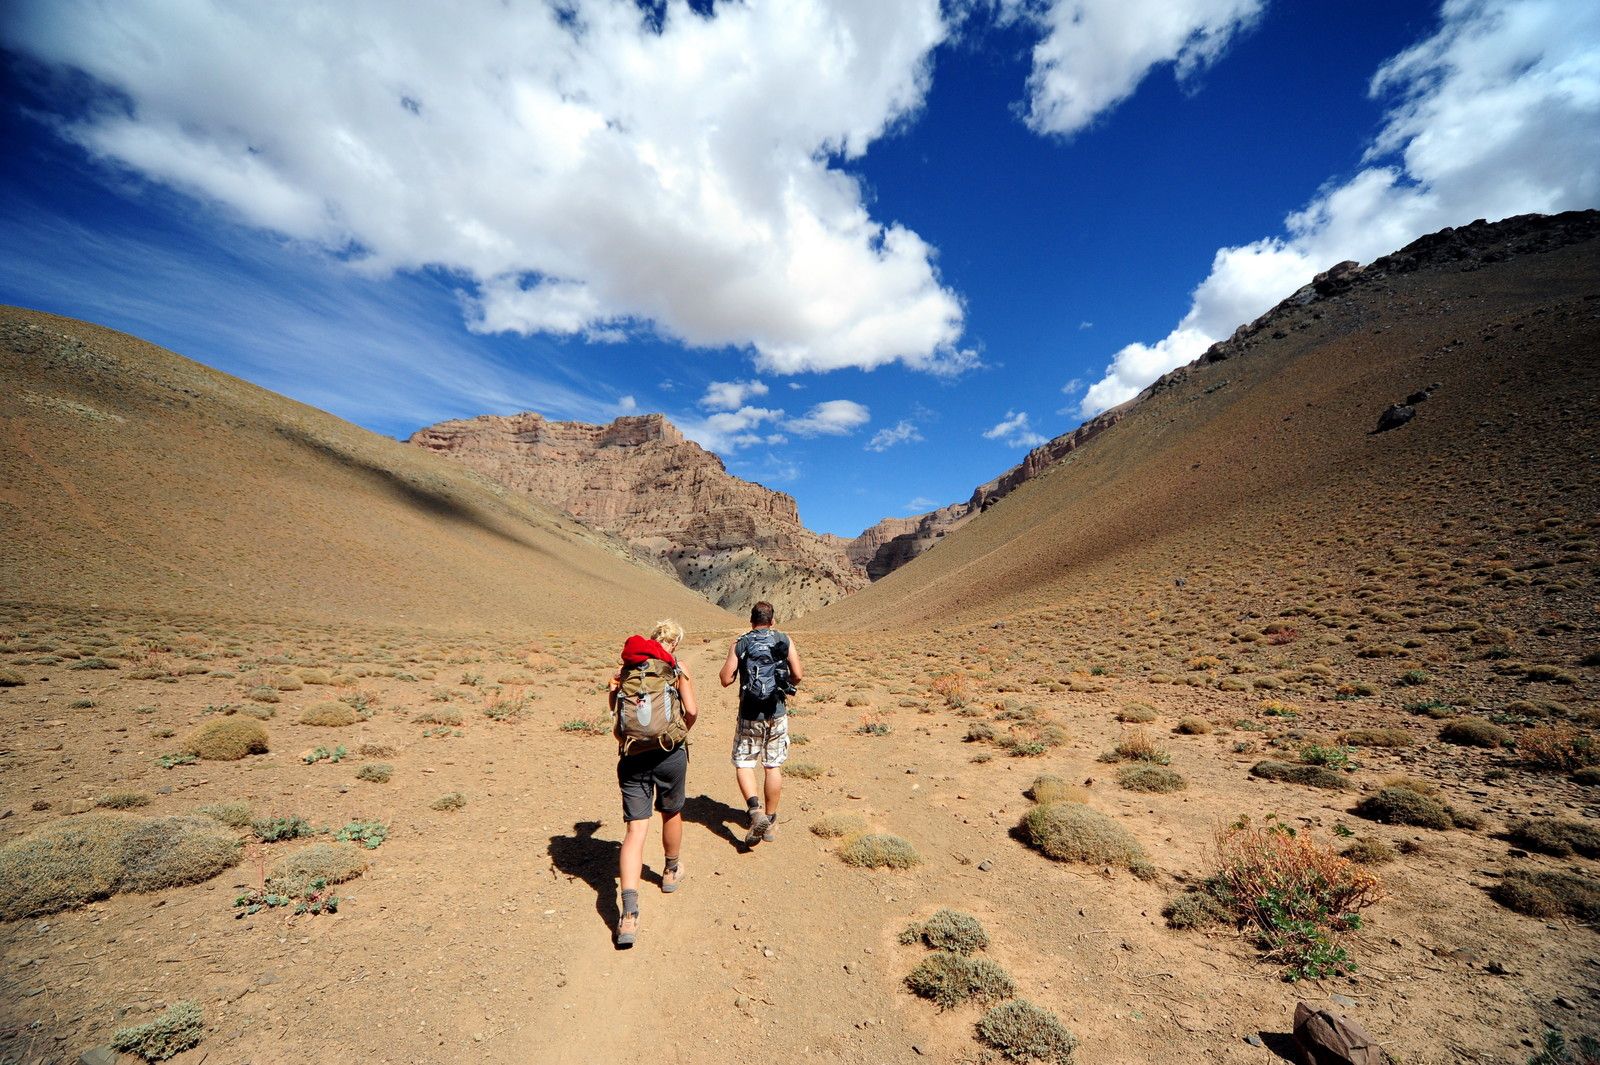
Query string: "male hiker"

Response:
xmin=719 ymin=601 xmax=803 ymax=845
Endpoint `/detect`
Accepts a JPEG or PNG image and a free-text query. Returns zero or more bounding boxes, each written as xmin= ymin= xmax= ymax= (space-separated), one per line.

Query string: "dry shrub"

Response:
xmin=430 ymin=792 xmax=466 ymax=811
xmin=1117 ymin=765 xmax=1187 ymax=793
xmin=905 ymin=952 xmax=1015 ymax=1010
xmin=180 ymin=718 xmax=268 ymax=761
xmin=358 ymin=742 xmax=395 ymax=757
xmin=0 ymin=813 xmax=239 ymax=920
xmin=413 ymin=708 xmax=464 ymax=726
xmin=1506 ymin=818 xmax=1600 ymax=858
xmin=1518 ymin=725 xmax=1600 ymax=771
xmin=266 ymin=842 xmax=368 ymax=896
xmin=1493 ymin=869 xmax=1600 ymax=922
xmin=1209 ymin=818 xmax=1383 ymax=978
xmin=97 ymin=791 xmax=152 ymax=810
xmin=301 ymin=700 xmax=358 ymax=727
xmin=111 ymin=1000 xmax=204 ymax=1062
xmin=299 ymin=669 xmax=333 ymax=685
xmin=965 ymin=723 xmax=998 ymax=743
xmin=1439 ymin=717 xmax=1510 ymax=748
xmin=1019 ymin=803 xmax=1154 ymax=879
xmin=900 ymin=909 xmax=989 ymax=953
xmin=1025 ymin=775 xmax=1086 ymax=805
xmin=1338 ymin=728 xmax=1414 ymax=748
xmin=197 ymin=801 xmax=252 ymax=828
xmin=0 ymin=667 xmax=25 ymax=686
xmin=1248 ymin=761 xmax=1347 ymax=790
xmin=1174 ymin=716 xmax=1212 ymax=735
xmin=810 ymin=813 xmax=867 ymax=839
xmin=975 ymin=1000 xmax=1078 ymax=1064
xmin=839 ymin=833 xmax=920 ymax=869
xmin=1163 ymin=888 xmax=1232 ymax=929
xmin=1379 ymin=773 xmax=1439 ymax=796
xmin=356 ymin=763 xmax=393 ymax=783
xmin=1116 ymin=703 xmax=1157 ymax=723
xmin=1342 ymin=837 xmax=1398 ymax=865
xmin=1107 ymin=729 xmax=1170 ymax=765
xmin=785 ymin=762 xmax=825 ymax=780
xmin=1574 ymin=766 xmax=1600 ymax=787
xmin=1352 ymin=787 xmax=1463 ymax=829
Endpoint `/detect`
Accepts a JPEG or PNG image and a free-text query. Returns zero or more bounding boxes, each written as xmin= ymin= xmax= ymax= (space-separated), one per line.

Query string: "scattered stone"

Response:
xmin=1374 ymin=404 xmax=1416 ymax=433
xmin=1244 ymin=1034 xmax=1264 ymax=1047
xmin=977 ymin=859 xmax=993 ymax=872
xmin=1294 ymin=1001 xmax=1383 ymax=1065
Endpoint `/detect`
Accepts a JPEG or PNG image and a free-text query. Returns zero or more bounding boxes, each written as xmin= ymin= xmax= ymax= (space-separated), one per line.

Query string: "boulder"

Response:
xmin=1293 ymin=1001 xmax=1384 ymax=1065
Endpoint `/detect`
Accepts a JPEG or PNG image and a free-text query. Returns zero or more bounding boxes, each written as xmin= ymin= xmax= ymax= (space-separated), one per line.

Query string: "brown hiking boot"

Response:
xmin=745 ymin=810 xmax=771 ymax=845
xmin=761 ymin=814 xmax=778 ymax=842
xmin=662 ymin=862 xmax=684 ymax=893
xmin=616 ymin=910 xmax=638 ymax=948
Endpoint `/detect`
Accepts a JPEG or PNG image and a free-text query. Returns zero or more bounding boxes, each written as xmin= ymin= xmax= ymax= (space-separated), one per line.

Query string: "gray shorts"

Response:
xmin=617 ymin=742 xmax=688 ymax=822
xmin=731 ymin=716 xmax=789 ymax=769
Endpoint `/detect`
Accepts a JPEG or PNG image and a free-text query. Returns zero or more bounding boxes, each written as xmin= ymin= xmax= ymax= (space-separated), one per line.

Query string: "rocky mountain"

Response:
xmin=407 ymin=411 xmax=866 ymax=617
xmin=850 ymin=209 xmax=1600 ymax=582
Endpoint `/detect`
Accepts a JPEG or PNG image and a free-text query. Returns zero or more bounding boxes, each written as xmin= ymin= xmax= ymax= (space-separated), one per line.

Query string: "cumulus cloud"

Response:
xmin=865 ymin=419 xmax=924 ymax=451
xmin=700 ymin=379 xmax=770 ymax=411
xmin=616 ymin=394 xmax=638 ymax=414
xmin=786 ymin=399 xmax=871 ymax=436
xmin=983 ymin=410 xmax=1048 ymax=448
xmin=1001 ymin=0 xmax=1265 ymax=135
xmin=2 ymin=0 xmax=968 ymax=374
xmin=678 ymin=405 xmax=786 ymax=453
xmin=1080 ymin=0 xmax=1600 ymax=416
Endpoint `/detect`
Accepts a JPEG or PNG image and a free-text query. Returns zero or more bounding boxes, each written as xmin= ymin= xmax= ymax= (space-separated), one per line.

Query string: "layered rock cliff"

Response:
xmin=407 ymin=412 xmax=865 ymax=617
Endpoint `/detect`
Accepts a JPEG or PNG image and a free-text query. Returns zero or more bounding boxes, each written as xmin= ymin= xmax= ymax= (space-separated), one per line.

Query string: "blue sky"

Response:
xmin=2 ymin=1 xmax=1597 ymax=537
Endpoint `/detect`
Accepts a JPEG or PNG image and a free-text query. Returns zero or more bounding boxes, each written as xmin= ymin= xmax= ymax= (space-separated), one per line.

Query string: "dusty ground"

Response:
xmin=1 ymin=604 xmax=1595 ymax=1065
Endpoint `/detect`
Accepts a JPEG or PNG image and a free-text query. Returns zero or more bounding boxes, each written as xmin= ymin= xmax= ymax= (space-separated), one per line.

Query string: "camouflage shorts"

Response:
xmin=731 ymin=715 xmax=789 ymax=769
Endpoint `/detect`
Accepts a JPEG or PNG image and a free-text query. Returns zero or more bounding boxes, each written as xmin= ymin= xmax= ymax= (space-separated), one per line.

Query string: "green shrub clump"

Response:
xmin=905 ymin=951 xmax=1015 ymax=1010
xmin=1492 ymin=868 xmax=1600 ymax=922
xmin=111 ymin=1001 xmax=204 ymax=1062
xmin=1338 ymin=728 xmax=1414 ymax=748
xmin=900 ymin=909 xmax=989 ymax=954
xmin=1351 ymin=787 xmax=1476 ymax=830
xmin=356 ymin=763 xmax=393 ymax=783
xmin=1162 ymin=888 xmax=1231 ymax=930
xmin=975 ymin=1000 xmax=1078 ymax=1064
xmin=180 ymin=718 xmax=268 ymax=761
xmin=97 ymin=792 xmax=152 ymax=810
xmin=1019 ymin=803 xmax=1154 ymax=879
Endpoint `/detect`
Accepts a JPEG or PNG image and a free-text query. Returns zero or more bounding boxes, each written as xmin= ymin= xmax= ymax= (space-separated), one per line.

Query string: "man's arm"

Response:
xmin=719 ymin=641 xmax=739 ymax=688
xmin=786 ymin=638 xmax=803 ymax=686
xmin=677 ymin=670 xmax=699 ymax=730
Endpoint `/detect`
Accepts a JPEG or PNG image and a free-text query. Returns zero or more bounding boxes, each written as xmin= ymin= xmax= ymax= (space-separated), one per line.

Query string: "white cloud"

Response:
xmin=865 ymin=419 xmax=924 ymax=451
xmin=700 ymin=379 xmax=770 ymax=411
xmin=1080 ymin=0 xmax=1600 ymax=416
xmin=678 ymin=405 xmax=786 ymax=453
xmin=905 ymin=496 xmax=938 ymax=510
xmin=616 ymin=394 xmax=638 ymax=414
xmin=1001 ymin=0 xmax=1265 ymax=135
xmin=787 ymin=399 xmax=871 ymax=436
xmin=3 ymin=0 xmax=969 ymax=374
xmin=983 ymin=410 xmax=1049 ymax=448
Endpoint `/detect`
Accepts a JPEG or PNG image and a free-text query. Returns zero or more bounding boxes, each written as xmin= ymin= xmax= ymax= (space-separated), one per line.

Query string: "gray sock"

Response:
xmin=665 ymin=856 xmax=680 ymax=873
xmin=621 ymin=889 xmax=639 ymax=915
xmin=746 ymin=795 xmax=761 ymax=811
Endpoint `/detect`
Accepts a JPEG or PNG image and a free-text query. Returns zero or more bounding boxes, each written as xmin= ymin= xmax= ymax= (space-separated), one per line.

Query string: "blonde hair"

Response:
xmin=650 ymin=619 xmax=684 ymax=649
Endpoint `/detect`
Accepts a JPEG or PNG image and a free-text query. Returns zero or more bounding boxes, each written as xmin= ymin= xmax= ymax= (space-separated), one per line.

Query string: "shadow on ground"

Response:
xmin=547 ymin=820 xmax=621 ymax=936
xmin=681 ymin=793 xmax=745 ymax=850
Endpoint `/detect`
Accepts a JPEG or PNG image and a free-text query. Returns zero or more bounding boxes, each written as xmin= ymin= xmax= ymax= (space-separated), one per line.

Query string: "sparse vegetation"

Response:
xmin=1492 ymin=868 xmax=1600 ymax=923
xmin=335 ymin=820 xmax=388 ymax=849
xmin=838 ymin=833 xmax=920 ymax=869
xmin=0 ymin=813 xmax=239 ymax=920
xmin=905 ymin=951 xmax=1015 ymax=1009
xmin=1248 ymin=760 xmax=1347 ymax=789
xmin=1116 ymin=764 xmax=1187 ymax=792
xmin=1025 ymin=774 xmax=1086 ymax=805
xmin=900 ymin=909 xmax=989 ymax=954
xmin=1505 ymin=818 xmax=1600 ymax=858
xmin=1338 ymin=728 xmax=1413 ymax=748
xmin=198 ymin=801 xmax=252 ymax=828
xmin=431 ymin=792 xmax=466 ymax=811
xmin=1352 ymin=786 xmax=1474 ymax=830
xmin=1174 ymin=716 xmax=1212 ymax=735
xmin=810 ymin=812 xmax=867 ymax=839
xmin=265 ymin=841 xmax=368 ymax=896
xmin=301 ymin=700 xmax=359 ymax=727
xmin=975 ymin=1000 xmax=1078 ymax=1064
xmin=1342 ymin=837 xmax=1398 ymax=865
xmin=1440 ymin=717 xmax=1511 ymax=747
xmin=1518 ymin=726 xmax=1599 ymax=771
xmin=180 ymin=718 xmax=268 ymax=760
xmin=97 ymin=791 xmax=152 ymax=810
xmin=110 ymin=1000 xmax=204 ymax=1062
xmin=1019 ymin=803 xmax=1154 ymax=879
xmin=356 ymin=762 xmax=393 ymax=783
xmin=785 ymin=761 xmax=824 ymax=780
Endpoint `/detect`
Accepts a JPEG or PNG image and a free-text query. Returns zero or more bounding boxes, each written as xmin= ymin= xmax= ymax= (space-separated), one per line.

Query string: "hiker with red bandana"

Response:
xmin=607 ymin=619 xmax=698 ymax=947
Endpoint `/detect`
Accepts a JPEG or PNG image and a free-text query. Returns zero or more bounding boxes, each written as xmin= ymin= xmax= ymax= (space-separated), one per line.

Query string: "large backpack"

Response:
xmin=612 ymin=657 xmax=687 ymax=755
xmin=739 ymin=629 xmax=789 ymax=702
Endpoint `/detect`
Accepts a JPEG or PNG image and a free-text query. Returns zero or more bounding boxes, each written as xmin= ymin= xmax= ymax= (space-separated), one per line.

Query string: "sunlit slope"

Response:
xmin=812 ymin=226 xmax=1600 ymax=634
xmin=0 ymin=306 xmax=732 ymax=631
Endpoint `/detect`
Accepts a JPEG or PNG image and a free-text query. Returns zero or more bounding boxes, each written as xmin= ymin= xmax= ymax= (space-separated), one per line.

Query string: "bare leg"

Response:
xmin=736 ymin=766 xmax=760 ymax=805
xmin=619 ymin=818 xmax=650 ymax=893
xmin=661 ymin=810 xmax=683 ymax=861
xmin=764 ymin=766 xmax=783 ymax=817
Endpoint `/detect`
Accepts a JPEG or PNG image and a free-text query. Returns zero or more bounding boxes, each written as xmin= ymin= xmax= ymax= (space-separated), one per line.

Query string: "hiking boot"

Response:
xmin=662 ymin=862 xmax=684 ymax=893
xmin=616 ymin=911 xmax=639 ymax=948
xmin=761 ymin=815 xmax=778 ymax=843
xmin=745 ymin=810 xmax=772 ymax=845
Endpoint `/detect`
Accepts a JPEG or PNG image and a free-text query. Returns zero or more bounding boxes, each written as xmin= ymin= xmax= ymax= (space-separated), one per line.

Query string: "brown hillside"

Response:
xmin=408 ymin=411 xmax=866 ymax=617
xmin=0 ymin=307 xmax=730 ymax=632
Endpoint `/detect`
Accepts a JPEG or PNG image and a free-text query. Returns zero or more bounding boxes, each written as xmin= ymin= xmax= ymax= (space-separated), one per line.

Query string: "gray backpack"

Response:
xmin=739 ymin=630 xmax=789 ymax=702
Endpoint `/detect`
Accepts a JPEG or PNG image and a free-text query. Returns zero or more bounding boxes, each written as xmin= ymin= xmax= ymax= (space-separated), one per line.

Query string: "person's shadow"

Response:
xmin=681 ymin=793 xmax=746 ymax=849
xmin=547 ymin=821 xmax=621 ymax=935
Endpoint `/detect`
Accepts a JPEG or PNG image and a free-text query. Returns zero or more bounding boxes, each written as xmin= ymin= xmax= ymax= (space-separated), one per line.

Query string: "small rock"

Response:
xmin=1374 ymin=404 xmax=1416 ymax=433
xmin=843 ymin=963 xmax=855 ymax=974
xmin=1555 ymin=996 xmax=1577 ymax=1010
xmin=913 ymin=1045 xmax=926 ymax=1055
xmin=1244 ymin=1034 xmax=1264 ymax=1047
xmin=1330 ymin=993 xmax=1356 ymax=1008
xmin=256 ymin=971 xmax=279 ymax=986
xmin=977 ymin=860 xmax=993 ymax=872
xmin=735 ymin=995 xmax=750 ymax=1009
xmin=78 ymin=1049 xmax=122 ymax=1065
xmin=763 ymin=948 xmax=775 ymax=959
